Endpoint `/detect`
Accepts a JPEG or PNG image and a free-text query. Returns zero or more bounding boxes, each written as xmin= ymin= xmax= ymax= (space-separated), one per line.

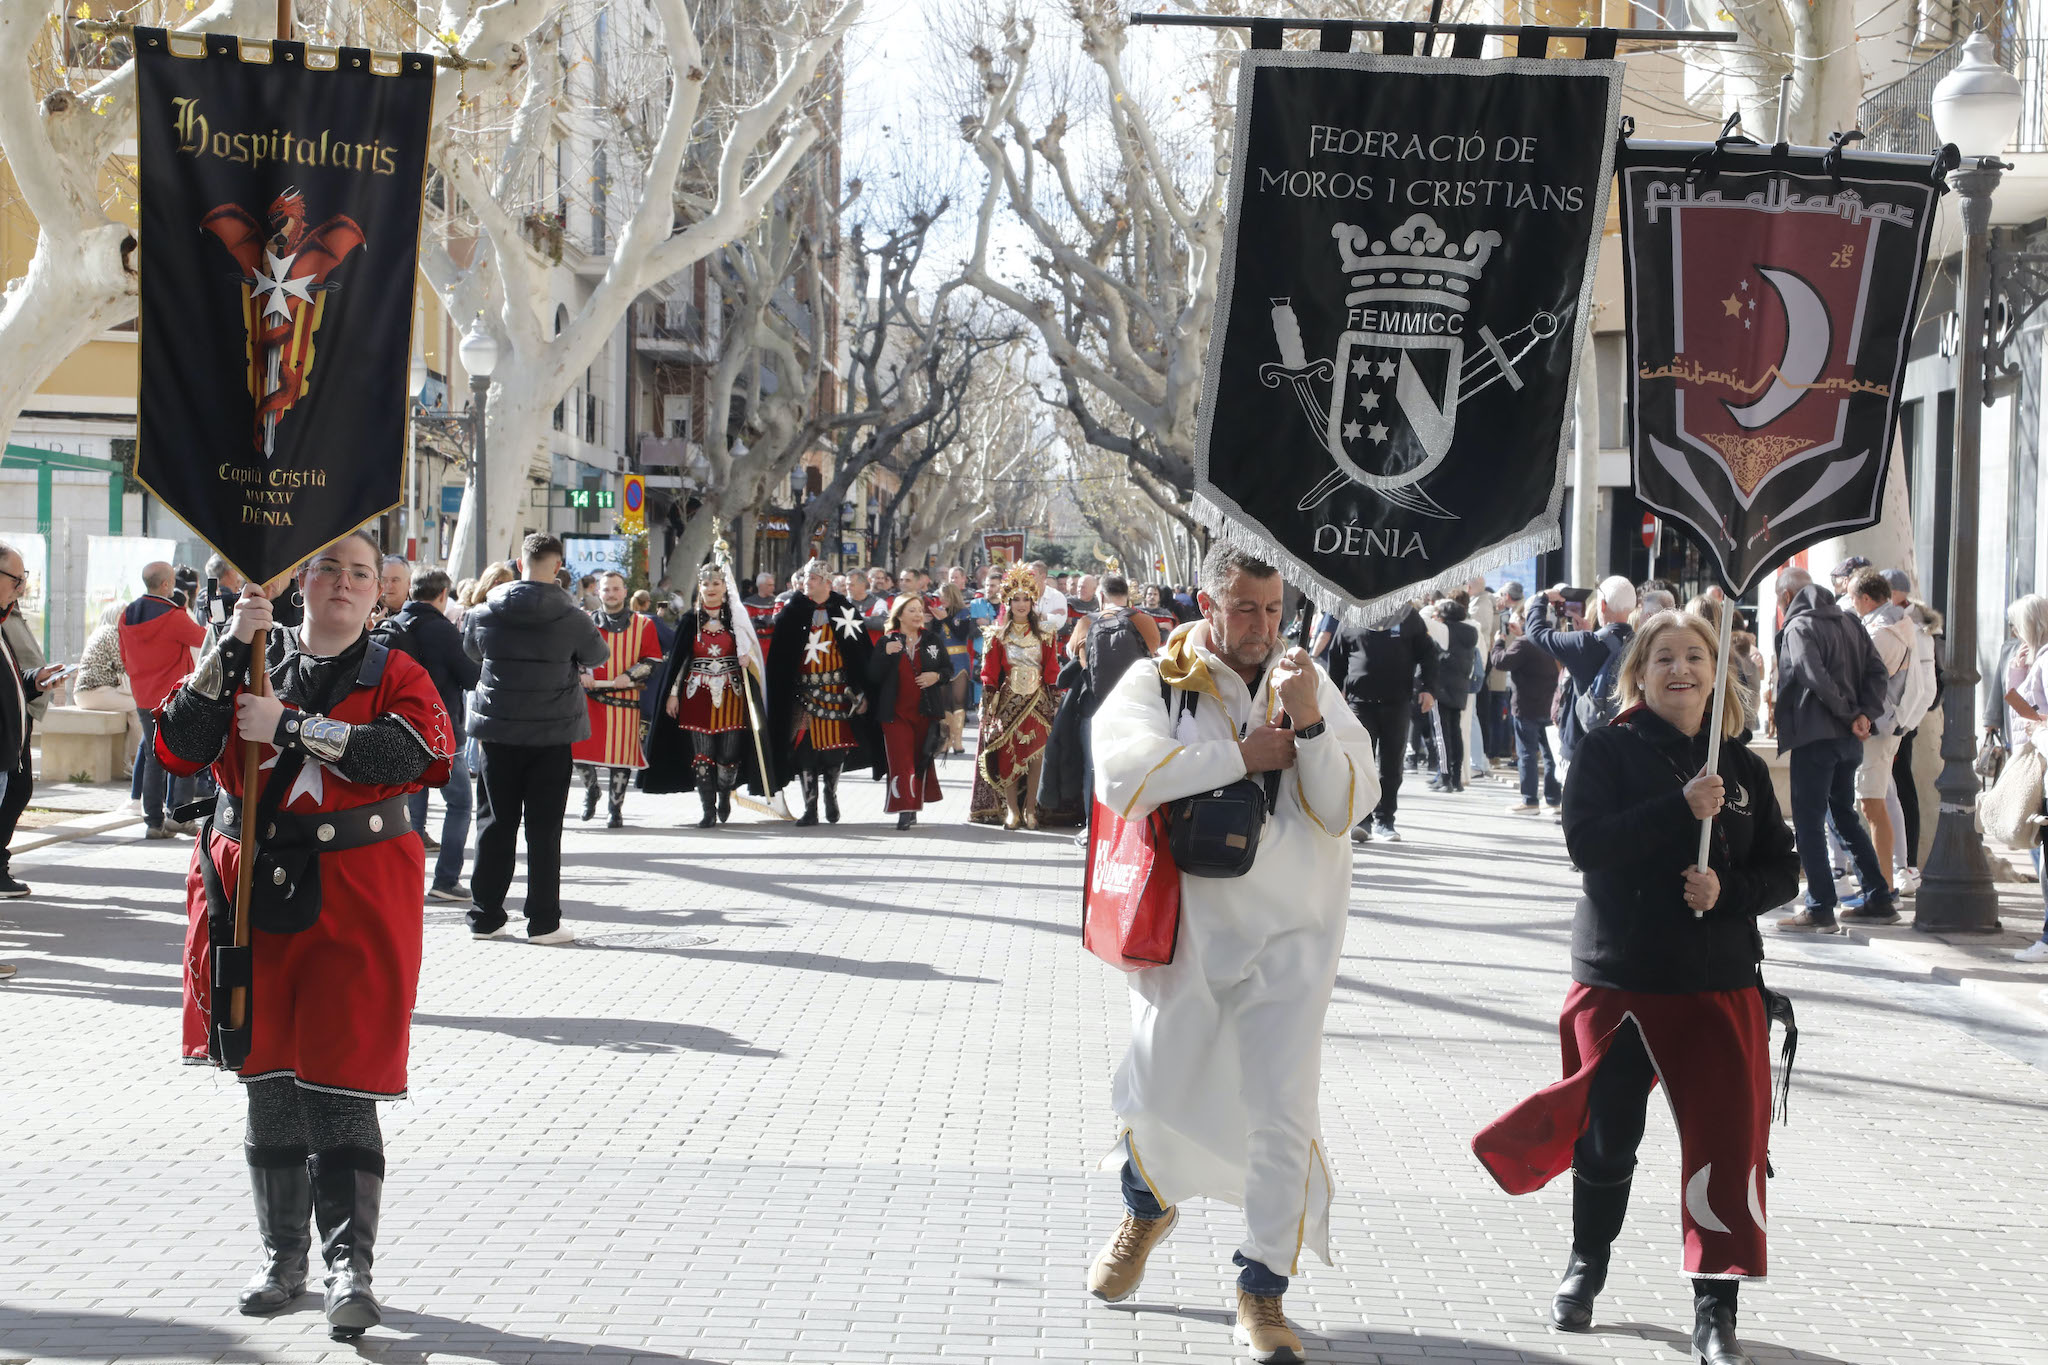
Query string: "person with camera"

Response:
xmin=868 ymin=593 xmax=954 ymax=831
xmin=1474 ymin=610 xmax=1799 ymax=1365
xmin=1084 ymin=546 xmax=1377 ymax=1364
xmin=1528 ymin=577 xmax=1637 ymax=760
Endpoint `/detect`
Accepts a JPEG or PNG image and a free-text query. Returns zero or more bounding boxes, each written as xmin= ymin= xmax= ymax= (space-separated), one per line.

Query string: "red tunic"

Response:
xmin=676 ymin=619 xmax=748 ymax=735
xmin=881 ymin=649 xmax=941 ymax=812
xmin=167 ymin=647 xmax=454 ymax=1099
xmin=572 ymin=612 xmax=664 ymax=770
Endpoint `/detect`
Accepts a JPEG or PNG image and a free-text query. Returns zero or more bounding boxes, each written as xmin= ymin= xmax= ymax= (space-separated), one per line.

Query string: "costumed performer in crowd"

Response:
xmin=1085 ymin=547 xmax=1377 ymax=1364
xmin=161 ymin=530 xmax=454 ymax=1340
xmin=970 ymin=565 xmax=1060 ymax=829
xmin=1472 ymin=610 xmax=1799 ymax=1365
xmin=642 ymin=562 xmax=769 ymax=826
xmin=868 ymin=592 xmax=953 ymax=830
xmin=765 ymin=558 xmax=877 ymax=826
xmin=571 ymin=570 xmax=664 ymax=828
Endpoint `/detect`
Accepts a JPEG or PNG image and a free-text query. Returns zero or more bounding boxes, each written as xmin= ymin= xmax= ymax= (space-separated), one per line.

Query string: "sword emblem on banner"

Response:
xmin=1259 ymin=212 xmax=1565 ymax=518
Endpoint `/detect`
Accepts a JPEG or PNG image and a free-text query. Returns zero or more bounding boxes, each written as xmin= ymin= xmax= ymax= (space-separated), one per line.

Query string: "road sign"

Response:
xmin=1641 ymin=513 xmax=1657 ymax=549
xmin=621 ymin=474 xmax=646 ymax=534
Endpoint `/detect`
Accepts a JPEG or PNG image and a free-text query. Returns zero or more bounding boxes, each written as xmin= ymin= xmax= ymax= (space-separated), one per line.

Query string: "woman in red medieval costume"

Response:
xmin=160 ymin=529 xmax=454 ymax=1341
xmin=970 ymin=565 xmax=1059 ymax=829
xmin=868 ymin=592 xmax=954 ymax=830
xmin=642 ymin=563 xmax=768 ymax=826
xmin=1471 ymin=611 xmax=1799 ymax=1365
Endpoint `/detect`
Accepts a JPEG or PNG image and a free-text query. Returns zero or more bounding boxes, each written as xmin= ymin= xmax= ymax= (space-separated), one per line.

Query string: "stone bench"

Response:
xmin=41 ymin=706 xmax=131 ymax=785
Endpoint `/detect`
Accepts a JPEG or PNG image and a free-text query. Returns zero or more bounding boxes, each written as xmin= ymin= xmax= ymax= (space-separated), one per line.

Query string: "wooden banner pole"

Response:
xmin=226 ymin=574 xmax=292 ymax=1032
xmin=1694 ymin=592 xmax=1737 ymax=916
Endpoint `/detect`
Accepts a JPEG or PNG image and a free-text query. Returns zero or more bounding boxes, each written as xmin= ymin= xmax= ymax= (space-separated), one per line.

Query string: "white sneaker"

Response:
xmin=528 ymin=926 xmax=576 ymax=946
xmin=1892 ymin=867 xmax=1921 ymax=898
xmin=1505 ymin=801 xmax=1539 ymax=814
xmin=2015 ymin=938 xmax=2048 ymax=964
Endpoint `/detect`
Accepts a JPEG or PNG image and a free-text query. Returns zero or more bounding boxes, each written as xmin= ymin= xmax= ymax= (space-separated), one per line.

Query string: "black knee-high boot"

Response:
xmin=697 ymin=782 xmax=719 ymax=828
xmin=309 ymin=1147 xmax=384 ymax=1340
xmin=796 ymin=771 xmax=820 ymax=826
xmin=716 ymin=766 xmax=737 ymax=823
xmin=239 ymin=1144 xmax=312 ymax=1315
xmin=1692 ymin=1279 xmax=1748 ymax=1364
xmin=1552 ymin=1174 xmax=1631 ymax=1330
xmin=822 ymin=765 xmax=841 ymax=823
xmin=581 ymin=768 xmax=599 ymax=822
xmin=607 ymin=769 xmax=627 ymax=829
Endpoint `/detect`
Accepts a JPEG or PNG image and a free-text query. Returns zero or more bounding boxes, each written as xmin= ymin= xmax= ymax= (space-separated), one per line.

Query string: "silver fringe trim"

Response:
xmin=1192 ymin=492 xmax=1561 ymax=628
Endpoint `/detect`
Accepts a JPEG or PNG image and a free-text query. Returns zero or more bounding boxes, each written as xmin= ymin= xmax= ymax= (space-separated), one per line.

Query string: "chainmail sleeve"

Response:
xmin=155 ymin=635 xmax=253 ymax=769
xmin=330 ymin=716 xmax=436 ymax=787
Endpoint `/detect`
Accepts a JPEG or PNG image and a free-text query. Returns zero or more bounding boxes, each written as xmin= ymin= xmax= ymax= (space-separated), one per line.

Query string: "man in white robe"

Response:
xmin=1086 ymin=546 xmax=1378 ymax=1363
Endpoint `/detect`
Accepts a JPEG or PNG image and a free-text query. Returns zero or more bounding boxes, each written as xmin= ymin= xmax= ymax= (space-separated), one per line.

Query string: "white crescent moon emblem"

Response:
xmin=1747 ymin=1164 xmax=1767 ymax=1230
xmin=1686 ymin=1163 xmax=1733 ymax=1234
xmin=1724 ymin=267 xmax=1832 ymax=430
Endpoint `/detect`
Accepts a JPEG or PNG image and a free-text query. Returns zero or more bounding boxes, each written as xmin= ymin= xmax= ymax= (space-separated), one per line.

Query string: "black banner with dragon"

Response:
xmin=1619 ymin=140 xmax=1947 ymax=593
xmin=137 ymin=28 xmax=434 ymax=585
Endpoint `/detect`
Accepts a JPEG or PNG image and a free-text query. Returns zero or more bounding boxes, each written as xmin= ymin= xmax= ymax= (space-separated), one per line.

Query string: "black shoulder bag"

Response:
xmin=1158 ymin=684 xmax=1281 ymax=878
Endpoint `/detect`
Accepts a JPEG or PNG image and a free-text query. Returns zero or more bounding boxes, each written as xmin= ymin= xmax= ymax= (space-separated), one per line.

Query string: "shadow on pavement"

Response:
xmin=414 ymin=1013 xmax=779 ymax=1056
xmin=0 ymin=1303 xmax=728 ymax=1364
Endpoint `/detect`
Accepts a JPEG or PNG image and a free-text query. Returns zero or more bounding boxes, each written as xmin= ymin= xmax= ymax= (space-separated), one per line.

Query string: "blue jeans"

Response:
xmin=1512 ymin=716 xmax=1560 ymax=806
xmin=408 ymin=745 xmax=472 ymax=891
xmin=135 ymin=709 xmax=192 ymax=828
xmin=1788 ymin=736 xmax=1886 ymax=917
xmin=1120 ymin=1160 xmax=1287 ymax=1296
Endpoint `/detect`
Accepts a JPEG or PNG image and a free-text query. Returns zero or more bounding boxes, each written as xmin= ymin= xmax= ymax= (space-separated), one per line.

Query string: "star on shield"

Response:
xmin=803 ymin=629 xmax=832 ymax=666
xmin=833 ymin=605 xmax=865 ymax=640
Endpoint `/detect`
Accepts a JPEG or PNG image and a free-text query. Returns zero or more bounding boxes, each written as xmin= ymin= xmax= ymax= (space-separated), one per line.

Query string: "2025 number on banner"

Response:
xmin=135 ymin=29 xmax=435 ymax=587
xmin=1194 ymin=50 xmax=1621 ymax=620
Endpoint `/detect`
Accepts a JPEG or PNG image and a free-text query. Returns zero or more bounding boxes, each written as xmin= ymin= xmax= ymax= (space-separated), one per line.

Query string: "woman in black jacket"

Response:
xmin=1473 ymin=610 xmax=1799 ymax=1365
xmin=867 ymin=593 xmax=954 ymax=830
xmin=1426 ymin=599 xmax=1479 ymax=792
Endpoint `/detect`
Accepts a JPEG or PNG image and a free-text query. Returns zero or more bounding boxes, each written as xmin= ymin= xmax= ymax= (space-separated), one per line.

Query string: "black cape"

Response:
xmin=638 ymin=607 xmax=770 ymax=797
xmin=765 ymin=591 xmax=881 ymax=785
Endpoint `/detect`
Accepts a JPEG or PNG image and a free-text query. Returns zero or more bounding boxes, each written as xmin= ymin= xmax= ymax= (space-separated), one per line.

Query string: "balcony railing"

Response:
xmin=1860 ymin=35 xmax=2046 ymax=157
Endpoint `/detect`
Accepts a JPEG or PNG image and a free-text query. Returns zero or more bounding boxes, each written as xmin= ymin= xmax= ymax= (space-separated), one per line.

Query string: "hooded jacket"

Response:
xmin=1773 ymin=584 xmax=1887 ymax=753
xmin=461 ymin=580 xmax=608 ymax=745
xmin=1325 ymin=606 xmax=1438 ymax=708
xmin=1562 ymin=706 xmax=1800 ymax=993
xmin=118 ymin=593 xmax=205 ymax=712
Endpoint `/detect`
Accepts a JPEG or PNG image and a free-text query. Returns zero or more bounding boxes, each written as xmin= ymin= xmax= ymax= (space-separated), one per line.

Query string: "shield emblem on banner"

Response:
xmin=1650 ymin=208 xmax=1887 ymax=514
xmin=1326 ymin=331 xmax=1463 ymax=482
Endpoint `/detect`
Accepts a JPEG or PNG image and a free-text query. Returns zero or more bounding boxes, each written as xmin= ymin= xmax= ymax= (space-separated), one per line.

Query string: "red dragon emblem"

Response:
xmin=201 ymin=188 xmax=366 ymax=456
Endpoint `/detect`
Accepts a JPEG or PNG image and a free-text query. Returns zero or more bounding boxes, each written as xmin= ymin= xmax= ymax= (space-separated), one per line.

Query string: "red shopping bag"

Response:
xmin=1082 ymin=795 xmax=1181 ymax=970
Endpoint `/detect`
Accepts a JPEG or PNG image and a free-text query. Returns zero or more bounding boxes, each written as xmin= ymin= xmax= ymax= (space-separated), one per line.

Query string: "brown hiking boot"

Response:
xmin=1234 ymin=1288 xmax=1305 ymax=1363
xmin=1085 ymin=1207 xmax=1176 ymax=1303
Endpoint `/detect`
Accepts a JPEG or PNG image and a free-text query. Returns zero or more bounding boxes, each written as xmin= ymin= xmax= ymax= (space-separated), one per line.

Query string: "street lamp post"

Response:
xmin=457 ymin=320 xmax=501 ymax=580
xmin=1918 ymin=30 xmax=2021 ymax=934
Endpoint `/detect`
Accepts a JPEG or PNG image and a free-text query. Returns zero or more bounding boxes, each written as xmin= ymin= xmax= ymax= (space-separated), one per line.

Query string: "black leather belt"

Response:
xmin=214 ymin=790 xmax=414 ymax=853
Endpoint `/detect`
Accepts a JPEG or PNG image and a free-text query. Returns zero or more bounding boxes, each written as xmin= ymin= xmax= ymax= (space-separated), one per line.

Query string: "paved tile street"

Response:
xmin=2 ymin=752 xmax=2046 ymax=1364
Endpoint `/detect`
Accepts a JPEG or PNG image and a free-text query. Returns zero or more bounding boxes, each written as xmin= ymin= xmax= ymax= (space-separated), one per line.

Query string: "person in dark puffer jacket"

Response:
xmin=460 ymin=533 xmax=606 ymax=945
xmin=1474 ymin=610 xmax=1800 ymax=1365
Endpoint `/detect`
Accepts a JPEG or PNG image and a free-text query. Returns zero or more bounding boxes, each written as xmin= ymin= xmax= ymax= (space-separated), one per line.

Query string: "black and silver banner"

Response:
xmin=136 ymin=28 xmax=435 ymax=586
xmin=1619 ymin=141 xmax=1946 ymax=592
xmin=1194 ymin=50 xmax=1622 ymax=620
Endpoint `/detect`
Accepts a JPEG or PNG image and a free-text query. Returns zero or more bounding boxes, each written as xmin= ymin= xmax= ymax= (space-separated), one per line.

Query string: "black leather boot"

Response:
xmin=1692 ymin=1283 xmax=1751 ymax=1364
xmin=606 ymin=788 xmax=625 ymax=830
xmin=309 ymin=1147 xmax=384 ymax=1340
xmin=796 ymin=772 xmax=820 ymax=826
xmin=581 ymin=779 xmax=598 ymax=822
xmin=717 ymin=783 xmax=733 ymax=824
xmin=697 ymin=785 xmax=719 ymax=828
xmin=822 ymin=766 xmax=841 ymax=823
xmin=1551 ymin=1174 xmax=1630 ymax=1330
xmin=238 ymin=1145 xmax=311 ymax=1315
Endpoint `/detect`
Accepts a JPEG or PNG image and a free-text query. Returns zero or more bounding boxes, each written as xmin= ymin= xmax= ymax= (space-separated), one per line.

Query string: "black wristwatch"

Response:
xmin=1294 ymin=719 xmax=1327 ymax=741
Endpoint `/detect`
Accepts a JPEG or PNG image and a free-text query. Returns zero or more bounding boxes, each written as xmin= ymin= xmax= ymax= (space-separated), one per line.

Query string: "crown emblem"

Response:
xmin=1332 ymin=213 xmax=1502 ymax=316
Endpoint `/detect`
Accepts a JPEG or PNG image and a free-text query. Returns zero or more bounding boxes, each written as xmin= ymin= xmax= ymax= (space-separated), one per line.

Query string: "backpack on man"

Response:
xmin=1568 ymin=629 xmax=1630 ymax=750
xmin=1086 ymin=607 xmax=1153 ymax=708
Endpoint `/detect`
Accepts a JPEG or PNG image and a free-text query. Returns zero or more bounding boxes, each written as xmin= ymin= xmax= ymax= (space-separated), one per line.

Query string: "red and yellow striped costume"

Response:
xmin=797 ymin=622 xmax=858 ymax=753
xmin=572 ymin=612 xmax=664 ymax=771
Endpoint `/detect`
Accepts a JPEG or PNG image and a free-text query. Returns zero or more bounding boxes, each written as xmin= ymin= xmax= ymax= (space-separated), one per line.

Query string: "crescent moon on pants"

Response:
xmin=1686 ymin=1163 xmax=1733 ymax=1234
xmin=1723 ymin=267 xmax=1832 ymax=431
